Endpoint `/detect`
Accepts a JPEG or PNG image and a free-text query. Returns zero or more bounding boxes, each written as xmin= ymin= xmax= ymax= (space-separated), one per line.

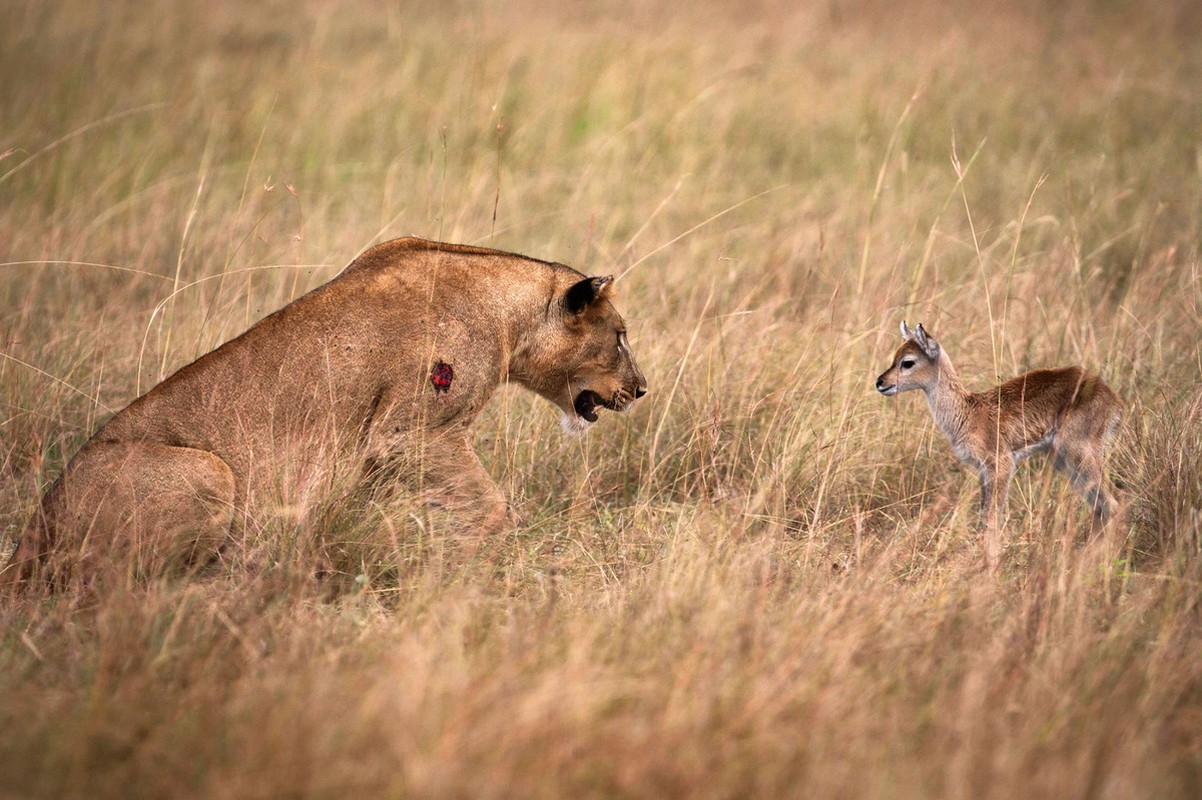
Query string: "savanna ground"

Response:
xmin=2 ymin=0 xmax=1202 ymax=796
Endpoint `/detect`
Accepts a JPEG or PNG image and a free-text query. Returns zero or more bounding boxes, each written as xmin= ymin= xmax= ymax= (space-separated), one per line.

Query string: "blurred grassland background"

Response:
xmin=2 ymin=0 xmax=1202 ymax=796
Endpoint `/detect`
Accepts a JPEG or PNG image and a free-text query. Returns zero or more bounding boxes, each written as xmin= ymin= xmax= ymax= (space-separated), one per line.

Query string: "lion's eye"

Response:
xmin=900 ymin=358 xmax=916 ymax=369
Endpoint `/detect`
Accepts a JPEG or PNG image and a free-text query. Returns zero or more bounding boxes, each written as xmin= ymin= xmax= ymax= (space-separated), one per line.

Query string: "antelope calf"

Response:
xmin=875 ymin=322 xmax=1121 ymax=568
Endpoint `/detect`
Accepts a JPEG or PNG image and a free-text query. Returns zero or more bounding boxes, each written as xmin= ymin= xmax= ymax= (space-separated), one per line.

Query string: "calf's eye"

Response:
xmin=901 ymin=358 xmax=916 ymax=369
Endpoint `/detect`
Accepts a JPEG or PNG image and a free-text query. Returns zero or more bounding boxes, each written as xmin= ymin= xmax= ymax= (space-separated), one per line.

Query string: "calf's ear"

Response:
xmin=914 ymin=324 xmax=940 ymax=360
xmin=564 ymin=276 xmax=614 ymax=314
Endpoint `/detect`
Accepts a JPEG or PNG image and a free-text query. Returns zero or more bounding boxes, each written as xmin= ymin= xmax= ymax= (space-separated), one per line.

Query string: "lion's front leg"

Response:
xmin=418 ymin=432 xmax=513 ymax=544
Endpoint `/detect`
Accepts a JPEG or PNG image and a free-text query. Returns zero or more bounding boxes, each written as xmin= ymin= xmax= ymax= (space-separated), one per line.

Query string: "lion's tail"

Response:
xmin=1 ymin=483 xmax=59 ymax=598
xmin=1 ymin=527 xmax=35 ymax=599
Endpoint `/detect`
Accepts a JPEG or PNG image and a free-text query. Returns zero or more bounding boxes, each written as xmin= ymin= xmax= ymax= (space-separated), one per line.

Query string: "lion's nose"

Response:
xmin=635 ymin=384 xmax=647 ymax=399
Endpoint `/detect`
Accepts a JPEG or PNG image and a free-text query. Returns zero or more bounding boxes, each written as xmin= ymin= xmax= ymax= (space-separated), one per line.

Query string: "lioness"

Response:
xmin=2 ymin=237 xmax=647 ymax=590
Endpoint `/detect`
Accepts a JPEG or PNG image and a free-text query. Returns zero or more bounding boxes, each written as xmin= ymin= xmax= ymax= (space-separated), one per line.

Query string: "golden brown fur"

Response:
xmin=876 ymin=322 xmax=1121 ymax=568
xmin=2 ymin=237 xmax=647 ymax=592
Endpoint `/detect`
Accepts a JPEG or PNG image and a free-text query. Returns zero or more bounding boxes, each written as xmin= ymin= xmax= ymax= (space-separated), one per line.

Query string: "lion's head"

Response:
xmin=512 ymin=274 xmax=648 ymax=433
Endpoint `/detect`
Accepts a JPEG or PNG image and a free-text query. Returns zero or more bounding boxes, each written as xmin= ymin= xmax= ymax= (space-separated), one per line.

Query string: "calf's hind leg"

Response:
xmin=1053 ymin=440 xmax=1116 ymax=525
xmin=22 ymin=441 xmax=237 ymax=587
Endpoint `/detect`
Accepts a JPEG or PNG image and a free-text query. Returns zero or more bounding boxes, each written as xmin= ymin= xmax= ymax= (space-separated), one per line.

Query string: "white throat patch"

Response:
xmin=560 ymin=410 xmax=592 ymax=436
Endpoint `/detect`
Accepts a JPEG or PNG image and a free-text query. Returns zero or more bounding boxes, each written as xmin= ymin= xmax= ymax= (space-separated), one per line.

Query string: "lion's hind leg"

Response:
xmin=23 ymin=441 xmax=237 ymax=590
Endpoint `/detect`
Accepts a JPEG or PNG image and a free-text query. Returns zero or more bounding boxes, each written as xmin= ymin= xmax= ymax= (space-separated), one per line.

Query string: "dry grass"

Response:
xmin=2 ymin=0 xmax=1202 ymax=796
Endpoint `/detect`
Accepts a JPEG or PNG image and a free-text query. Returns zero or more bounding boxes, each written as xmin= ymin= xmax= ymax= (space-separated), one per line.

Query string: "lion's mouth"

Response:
xmin=573 ymin=390 xmax=606 ymax=423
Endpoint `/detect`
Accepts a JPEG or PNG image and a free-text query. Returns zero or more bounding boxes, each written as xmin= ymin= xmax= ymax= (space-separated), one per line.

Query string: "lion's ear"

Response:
xmin=564 ymin=275 xmax=614 ymax=315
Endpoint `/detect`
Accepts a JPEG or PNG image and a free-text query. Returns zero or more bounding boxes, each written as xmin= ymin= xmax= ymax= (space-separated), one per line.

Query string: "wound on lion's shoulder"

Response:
xmin=430 ymin=361 xmax=454 ymax=393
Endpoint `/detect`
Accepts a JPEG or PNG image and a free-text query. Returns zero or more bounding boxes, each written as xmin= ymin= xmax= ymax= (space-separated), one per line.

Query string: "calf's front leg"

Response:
xmin=977 ymin=454 xmax=1013 ymax=571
